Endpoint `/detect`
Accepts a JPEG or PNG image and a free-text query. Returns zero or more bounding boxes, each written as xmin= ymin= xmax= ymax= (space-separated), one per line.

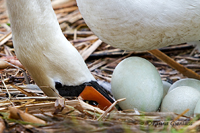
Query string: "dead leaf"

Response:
xmin=0 ymin=60 xmax=9 ymax=69
xmin=0 ymin=56 xmax=24 ymax=69
xmin=8 ymin=107 xmax=46 ymax=125
xmin=54 ymin=97 xmax=65 ymax=115
xmin=0 ymin=118 xmax=5 ymax=133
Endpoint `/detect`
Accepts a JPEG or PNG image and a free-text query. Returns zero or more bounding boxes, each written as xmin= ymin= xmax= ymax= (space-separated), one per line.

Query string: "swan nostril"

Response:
xmin=84 ymin=100 xmax=99 ymax=106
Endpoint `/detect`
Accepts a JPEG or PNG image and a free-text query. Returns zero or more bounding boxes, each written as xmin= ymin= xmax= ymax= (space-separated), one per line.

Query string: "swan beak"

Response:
xmin=79 ymin=86 xmax=113 ymax=110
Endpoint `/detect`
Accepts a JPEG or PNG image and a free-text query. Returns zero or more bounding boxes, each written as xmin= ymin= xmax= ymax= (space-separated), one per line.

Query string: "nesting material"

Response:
xmin=111 ymin=57 xmax=163 ymax=112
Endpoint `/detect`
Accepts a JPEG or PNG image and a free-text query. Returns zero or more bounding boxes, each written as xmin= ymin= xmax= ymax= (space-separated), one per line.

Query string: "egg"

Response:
xmin=162 ymin=81 xmax=171 ymax=99
xmin=168 ymin=78 xmax=200 ymax=93
xmin=111 ymin=57 xmax=163 ymax=112
xmin=161 ymin=86 xmax=200 ymax=117
xmin=194 ymin=99 xmax=200 ymax=115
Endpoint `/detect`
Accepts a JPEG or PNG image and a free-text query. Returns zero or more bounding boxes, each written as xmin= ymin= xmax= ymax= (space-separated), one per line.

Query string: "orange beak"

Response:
xmin=79 ymin=86 xmax=113 ymax=110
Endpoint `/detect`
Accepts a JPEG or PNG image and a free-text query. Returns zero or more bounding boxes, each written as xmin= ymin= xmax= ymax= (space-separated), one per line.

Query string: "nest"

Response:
xmin=0 ymin=0 xmax=200 ymax=132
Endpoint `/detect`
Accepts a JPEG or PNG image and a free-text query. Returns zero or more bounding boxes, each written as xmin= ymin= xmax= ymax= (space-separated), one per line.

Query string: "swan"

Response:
xmin=76 ymin=0 xmax=200 ymax=51
xmin=76 ymin=0 xmax=200 ymax=79
xmin=6 ymin=0 xmax=114 ymax=110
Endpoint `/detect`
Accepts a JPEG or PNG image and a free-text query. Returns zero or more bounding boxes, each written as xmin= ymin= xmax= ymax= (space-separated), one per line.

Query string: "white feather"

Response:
xmin=6 ymin=0 xmax=95 ymax=96
xmin=76 ymin=0 xmax=200 ymax=51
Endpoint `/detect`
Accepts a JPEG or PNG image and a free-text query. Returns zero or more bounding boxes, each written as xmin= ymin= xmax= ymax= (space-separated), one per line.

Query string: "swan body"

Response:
xmin=77 ymin=0 xmax=200 ymax=51
xmin=6 ymin=0 xmax=96 ymax=97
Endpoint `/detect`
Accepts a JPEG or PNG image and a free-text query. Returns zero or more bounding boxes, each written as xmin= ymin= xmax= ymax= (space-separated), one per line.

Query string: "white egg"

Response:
xmin=161 ymin=86 xmax=200 ymax=117
xmin=194 ymin=99 xmax=200 ymax=115
xmin=162 ymin=81 xmax=171 ymax=99
xmin=168 ymin=78 xmax=200 ymax=93
xmin=111 ymin=57 xmax=163 ymax=112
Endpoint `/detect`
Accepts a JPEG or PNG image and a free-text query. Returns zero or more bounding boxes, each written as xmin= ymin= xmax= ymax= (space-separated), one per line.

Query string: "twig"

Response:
xmin=2 ymin=79 xmax=11 ymax=99
xmin=97 ymin=98 xmax=126 ymax=121
xmin=172 ymin=109 xmax=189 ymax=122
xmin=149 ymin=49 xmax=200 ymax=80
xmin=186 ymin=120 xmax=200 ymax=131
xmin=82 ymin=39 xmax=102 ymax=60
xmin=2 ymin=60 xmax=30 ymax=84
xmin=0 ymin=31 xmax=12 ymax=46
xmin=17 ymin=99 xmax=35 ymax=109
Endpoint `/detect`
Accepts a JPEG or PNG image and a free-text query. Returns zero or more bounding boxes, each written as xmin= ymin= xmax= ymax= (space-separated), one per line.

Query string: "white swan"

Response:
xmin=76 ymin=0 xmax=200 ymax=80
xmin=76 ymin=0 xmax=200 ymax=51
xmin=6 ymin=0 xmax=114 ymax=109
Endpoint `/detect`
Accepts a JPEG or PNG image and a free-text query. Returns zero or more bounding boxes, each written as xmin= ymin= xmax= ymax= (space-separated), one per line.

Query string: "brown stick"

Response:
xmin=0 ymin=31 xmax=12 ymax=46
xmin=148 ymin=49 xmax=200 ymax=80
xmin=0 ymin=118 xmax=5 ymax=133
xmin=82 ymin=39 xmax=102 ymax=60
xmin=8 ymin=107 xmax=46 ymax=124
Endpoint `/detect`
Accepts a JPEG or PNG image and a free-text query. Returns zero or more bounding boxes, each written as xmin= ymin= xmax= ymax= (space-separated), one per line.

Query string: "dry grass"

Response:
xmin=0 ymin=0 xmax=200 ymax=132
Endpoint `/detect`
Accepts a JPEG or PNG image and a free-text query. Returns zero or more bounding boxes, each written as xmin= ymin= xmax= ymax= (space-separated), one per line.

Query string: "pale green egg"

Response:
xmin=168 ymin=78 xmax=200 ymax=93
xmin=111 ymin=57 xmax=163 ymax=112
xmin=162 ymin=81 xmax=171 ymax=99
xmin=161 ymin=86 xmax=200 ymax=117
xmin=194 ymin=99 xmax=200 ymax=115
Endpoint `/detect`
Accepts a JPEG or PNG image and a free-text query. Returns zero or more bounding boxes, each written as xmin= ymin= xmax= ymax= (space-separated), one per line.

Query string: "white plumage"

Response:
xmin=76 ymin=0 xmax=200 ymax=51
xmin=6 ymin=0 xmax=95 ymax=96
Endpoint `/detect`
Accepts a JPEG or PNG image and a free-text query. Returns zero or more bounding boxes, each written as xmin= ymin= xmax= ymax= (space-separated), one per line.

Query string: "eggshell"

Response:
xmin=162 ymin=81 xmax=171 ymax=99
xmin=111 ymin=57 xmax=163 ymax=112
xmin=168 ymin=78 xmax=200 ymax=93
xmin=161 ymin=86 xmax=200 ymax=117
